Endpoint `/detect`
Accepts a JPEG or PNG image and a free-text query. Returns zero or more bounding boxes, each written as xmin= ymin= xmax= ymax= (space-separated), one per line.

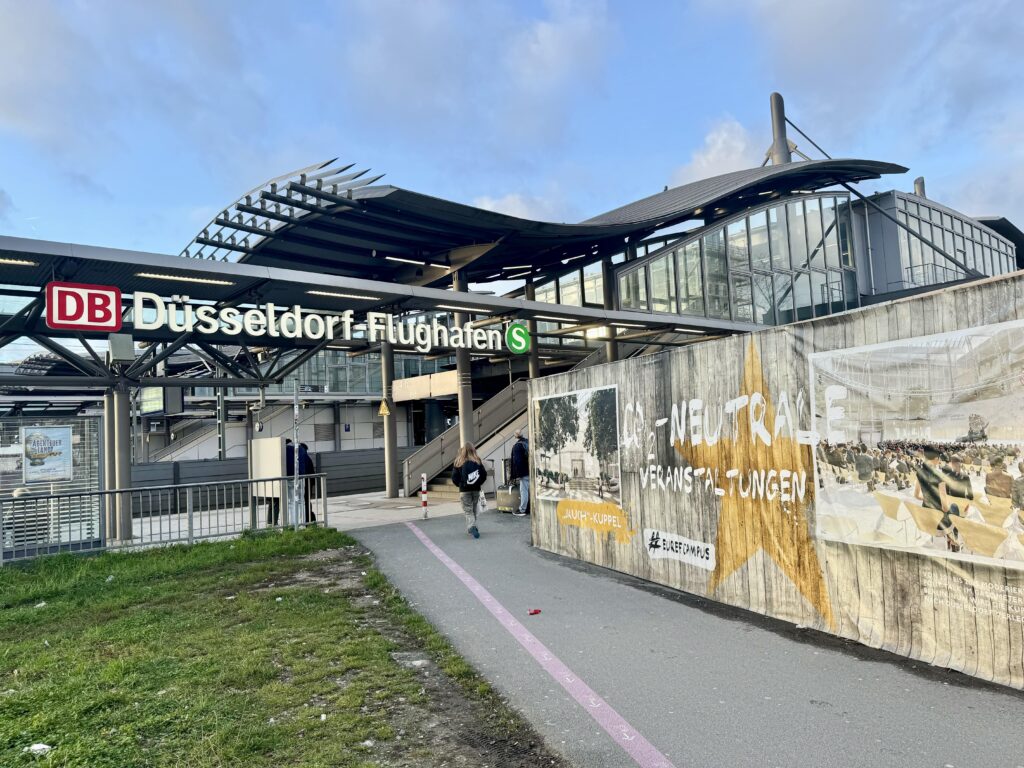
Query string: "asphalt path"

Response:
xmin=354 ymin=510 xmax=1024 ymax=768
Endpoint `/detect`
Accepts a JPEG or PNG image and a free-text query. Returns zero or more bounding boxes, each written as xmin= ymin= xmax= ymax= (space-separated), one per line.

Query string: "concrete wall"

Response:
xmin=131 ymin=447 xmax=414 ymax=497
xmin=154 ymin=403 xmax=411 ymax=462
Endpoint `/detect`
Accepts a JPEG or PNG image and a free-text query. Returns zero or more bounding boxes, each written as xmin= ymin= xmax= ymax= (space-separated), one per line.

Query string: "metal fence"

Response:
xmin=0 ymin=474 xmax=327 ymax=565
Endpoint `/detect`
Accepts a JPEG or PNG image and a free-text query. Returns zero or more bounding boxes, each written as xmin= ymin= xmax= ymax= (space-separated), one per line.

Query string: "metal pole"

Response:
xmin=381 ymin=340 xmax=399 ymax=498
xmin=602 ymin=256 xmax=619 ymax=362
xmin=769 ymin=92 xmax=792 ymax=165
xmin=293 ymin=380 xmax=301 ymax=527
xmin=113 ymin=385 xmax=133 ymax=541
xmin=216 ymin=372 xmax=227 ymax=460
xmin=103 ymin=390 xmax=116 ymax=537
xmin=524 ymin=279 xmax=541 ymax=379
xmin=452 ymin=270 xmax=475 ymax=447
xmin=421 ymin=473 xmax=429 ymax=519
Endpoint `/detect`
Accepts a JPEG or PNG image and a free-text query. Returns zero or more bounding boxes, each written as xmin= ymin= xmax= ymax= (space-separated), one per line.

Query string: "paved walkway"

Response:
xmin=324 ymin=491 xmax=462 ymax=530
xmin=353 ymin=509 xmax=1024 ymax=768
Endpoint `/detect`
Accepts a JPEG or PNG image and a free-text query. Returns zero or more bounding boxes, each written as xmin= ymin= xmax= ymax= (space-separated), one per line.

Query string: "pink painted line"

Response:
xmin=405 ymin=522 xmax=676 ymax=768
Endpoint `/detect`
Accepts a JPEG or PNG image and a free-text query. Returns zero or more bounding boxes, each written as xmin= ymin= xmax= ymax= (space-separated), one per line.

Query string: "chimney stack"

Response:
xmin=913 ymin=176 xmax=927 ymax=198
xmin=769 ymin=92 xmax=792 ymax=165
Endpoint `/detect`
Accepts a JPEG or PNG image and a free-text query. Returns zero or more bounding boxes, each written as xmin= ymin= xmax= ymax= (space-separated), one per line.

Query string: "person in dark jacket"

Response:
xmin=451 ymin=442 xmax=487 ymax=538
xmin=509 ymin=429 xmax=530 ymax=517
xmin=299 ymin=442 xmax=317 ymax=523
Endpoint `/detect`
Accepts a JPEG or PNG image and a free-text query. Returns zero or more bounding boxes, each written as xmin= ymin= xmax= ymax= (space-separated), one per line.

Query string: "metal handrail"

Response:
xmin=4 ymin=473 xmax=325 ymax=502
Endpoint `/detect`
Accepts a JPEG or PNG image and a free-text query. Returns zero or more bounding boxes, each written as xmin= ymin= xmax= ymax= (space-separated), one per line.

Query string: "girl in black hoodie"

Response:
xmin=451 ymin=442 xmax=487 ymax=538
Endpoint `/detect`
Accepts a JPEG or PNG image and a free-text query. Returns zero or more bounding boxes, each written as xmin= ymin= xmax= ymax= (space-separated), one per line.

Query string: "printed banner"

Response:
xmin=810 ymin=318 xmax=1024 ymax=568
xmin=535 ymin=385 xmax=624 ymax=543
xmin=21 ymin=426 xmax=74 ymax=484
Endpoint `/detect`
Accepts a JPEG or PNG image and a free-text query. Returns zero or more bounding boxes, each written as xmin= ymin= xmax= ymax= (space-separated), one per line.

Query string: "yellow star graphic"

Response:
xmin=675 ymin=339 xmax=835 ymax=630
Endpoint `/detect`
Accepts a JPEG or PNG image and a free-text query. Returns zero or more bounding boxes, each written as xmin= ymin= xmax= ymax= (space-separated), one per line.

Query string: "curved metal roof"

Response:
xmin=181 ymin=158 xmax=906 ymax=287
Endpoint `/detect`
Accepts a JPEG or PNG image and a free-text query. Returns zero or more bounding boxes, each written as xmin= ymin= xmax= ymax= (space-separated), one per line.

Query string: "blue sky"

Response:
xmin=1 ymin=0 xmax=1022 ymax=256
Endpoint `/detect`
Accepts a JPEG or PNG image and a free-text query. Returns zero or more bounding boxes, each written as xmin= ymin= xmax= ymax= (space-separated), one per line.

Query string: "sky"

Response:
xmin=1 ymin=0 xmax=1023 ymax=258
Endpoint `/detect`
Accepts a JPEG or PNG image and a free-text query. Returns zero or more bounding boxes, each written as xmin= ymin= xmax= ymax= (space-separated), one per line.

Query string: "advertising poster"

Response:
xmin=810 ymin=318 xmax=1024 ymax=568
xmin=21 ymin=425 xmax=74 ymax=484
xmin=534 ymin=386 xmax=630 ymax=542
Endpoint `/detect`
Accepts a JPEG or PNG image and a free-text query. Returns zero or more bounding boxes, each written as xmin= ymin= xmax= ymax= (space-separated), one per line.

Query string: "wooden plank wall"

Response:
xmin=529 ymin=272 xmax=1024 ymax=689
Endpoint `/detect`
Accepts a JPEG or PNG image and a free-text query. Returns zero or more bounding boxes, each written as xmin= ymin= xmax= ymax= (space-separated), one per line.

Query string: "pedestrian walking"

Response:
xmin=452 ymin=442 xmax=487 ymax=538
xmin=510 ymin=429 xmax=530 ymax=517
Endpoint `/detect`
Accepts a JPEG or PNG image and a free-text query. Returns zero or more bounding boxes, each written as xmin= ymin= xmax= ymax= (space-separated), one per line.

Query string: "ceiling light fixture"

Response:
xmin=436 ymin=304 xmax=491 ymax=314
xmin=0 ymin=257 xmax=37 ymax=267
xmin=307 ymin=290 xmax=381 ymax=301
xmin=534 ymin=314 xmax=576 ymax=322
xmin=385 ymin=256 xmax=426 ymax=266
xmin=136 ymin=272 xmax=234 ymax=286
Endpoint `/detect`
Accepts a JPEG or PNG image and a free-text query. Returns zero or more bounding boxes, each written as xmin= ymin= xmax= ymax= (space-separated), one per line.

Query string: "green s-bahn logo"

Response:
xmin=505 ymin=322 xmax=531 ymax=354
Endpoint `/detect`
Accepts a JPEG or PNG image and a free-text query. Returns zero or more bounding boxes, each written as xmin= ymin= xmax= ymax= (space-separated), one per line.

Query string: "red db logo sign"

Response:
xmin=45 ymin=281 xmax=122 ymax=332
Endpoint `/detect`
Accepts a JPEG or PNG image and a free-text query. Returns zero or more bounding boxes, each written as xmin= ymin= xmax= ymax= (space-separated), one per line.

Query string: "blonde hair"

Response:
xmin=454 ymin=442 xmax=482 ymax=468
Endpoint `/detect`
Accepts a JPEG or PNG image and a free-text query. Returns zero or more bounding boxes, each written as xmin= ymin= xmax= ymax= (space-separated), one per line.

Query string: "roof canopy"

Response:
xmin=182 ymin=158 xmax=907 ymax=287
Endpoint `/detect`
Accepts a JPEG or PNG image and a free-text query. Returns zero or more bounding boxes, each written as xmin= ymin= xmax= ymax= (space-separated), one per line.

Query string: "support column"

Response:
xmin=602 ymin=256 xmax=619 ymax=363
xmin=381 ymin=341 xmax=399 ymax=498
xmin=103 ymin=390 xmax=116 ymax=538
xmin=524 ymin=278 xmax=541 ymax=379
xmin=113 ymin=385 xmax=133 ymax=541
xmin=216 ymin=373 xmax=227 ymax=461
xmin=333 ymin=402 xmax=343 ymax=451
xmin=452 ymin=270 xmax=475 ymax=447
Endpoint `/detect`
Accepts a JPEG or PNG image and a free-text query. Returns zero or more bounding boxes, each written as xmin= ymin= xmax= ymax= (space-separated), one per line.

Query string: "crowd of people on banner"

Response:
xmin=818 ymin=439 xmax=1024 ymax=553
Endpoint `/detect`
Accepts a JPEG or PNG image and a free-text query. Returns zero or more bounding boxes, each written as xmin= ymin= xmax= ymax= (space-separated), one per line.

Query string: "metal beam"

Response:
xmin=29 ymin=334 xmax=111 ymax=378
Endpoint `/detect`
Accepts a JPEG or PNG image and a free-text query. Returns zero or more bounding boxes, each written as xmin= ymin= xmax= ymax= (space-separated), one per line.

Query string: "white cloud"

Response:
xmin=473 ymin=191 xmax=573 ymax=222
xmin=671 ymin=118 xmax=763 ymax=187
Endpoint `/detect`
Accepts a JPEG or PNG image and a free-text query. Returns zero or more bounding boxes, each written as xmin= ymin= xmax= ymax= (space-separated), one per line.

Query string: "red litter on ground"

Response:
xmin=528 ymin=609 xmax=541 ymax=616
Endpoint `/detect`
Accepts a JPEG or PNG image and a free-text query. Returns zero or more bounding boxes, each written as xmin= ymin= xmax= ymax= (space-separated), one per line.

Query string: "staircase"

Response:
xmin=401 ymin=340 xmax=652 ymax=496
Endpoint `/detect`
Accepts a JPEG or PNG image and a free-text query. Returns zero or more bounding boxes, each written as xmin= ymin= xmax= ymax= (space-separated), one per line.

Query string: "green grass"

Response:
xmin=0 ymin=529 xmax=471 ymax=767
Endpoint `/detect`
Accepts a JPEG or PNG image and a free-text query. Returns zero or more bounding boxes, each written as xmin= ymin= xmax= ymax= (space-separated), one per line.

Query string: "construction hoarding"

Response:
xmin=530 ymin=273 xmax=1024 ymax=689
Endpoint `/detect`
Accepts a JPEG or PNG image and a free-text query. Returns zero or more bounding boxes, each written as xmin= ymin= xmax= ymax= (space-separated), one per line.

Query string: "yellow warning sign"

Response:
xmin=378 ymin=399 xmax=391 ymax=417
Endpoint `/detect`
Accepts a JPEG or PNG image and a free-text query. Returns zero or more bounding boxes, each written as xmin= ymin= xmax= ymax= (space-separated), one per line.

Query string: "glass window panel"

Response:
xmin=827 ymin=270 xmax=844 ymax=314
xmin=942 ymin=212 xmax=953 ymax=229
xmin=896 ymin=197 xmax=906 ymax=211
xmin=954 ymin=217 xmax=963 ymax=235
xmin=931 ymin=207 xmax=942 ymax=225
xmin=908 ymin=217 xmax=922 ymax=276
xmin=843 ymin=270 xmax=859 ymax=311
xmin=794 ymin=272 xmax=812 ymax=321
xmin=703 ymin=229 xmax=729 ymax=319
xmin=727 ymin=219 xmax=749 ymax=271
xmin=943 ymin=229 xmax=954 ymax=258
xmin=908 ymin=201 xmax=919 ymax=216
xmin=787 ymin=201 xmax=808 ymax=268
xmin=679 ymin=241 xmax=704 ymax=316
xmin=769 ymin=205 xmax=790 ymax=270
xmin=822 ymin=197 xmax=840 ymax=268
xmin=810 ymin=270 xmax=828 ymax=317
xmin=618 ymin=268 xmax=648 ymax=310
xmin=559 ymin=271 xmax=581 ymax=306
xmin=732 ymin=274 xmax=753 ymax=322
xmin=649 ymin=253 xmax=676 ymax=314
xmin=752 ymin=273 xmax=774 ymax=325
xmin=749 ymin=210 xmax=770 ymax=270
xmin=774 ymin=273 xmax=794 ymax=324
xmin=837 ymin=198 xmax=853 ymax=268
xmin=898 ymin=226 xmax=911 ymax=275
xmin=582 ymin=261 xmax=604 ymax=305
xmin=805 ymin=198 xmax=825 ymax=269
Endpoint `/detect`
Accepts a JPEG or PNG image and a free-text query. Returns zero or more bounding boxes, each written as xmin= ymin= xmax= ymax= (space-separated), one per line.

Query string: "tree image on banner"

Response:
xmin=537 ymin=394 xmax=578 ymax=489
xmin=584 ymin=388 xmax=617 ymax=499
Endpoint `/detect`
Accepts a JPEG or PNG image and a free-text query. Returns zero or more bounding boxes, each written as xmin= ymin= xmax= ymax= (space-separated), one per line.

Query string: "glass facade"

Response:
xmin=615 ymin=192 xmax=859 ymax=326
xmin=893 ymin=194 xmax=1016 ymax=288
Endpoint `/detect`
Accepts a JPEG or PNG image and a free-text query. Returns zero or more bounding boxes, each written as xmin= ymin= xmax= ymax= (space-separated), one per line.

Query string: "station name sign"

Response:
xmin=44 ymin=281 xmax=526 ymax=354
